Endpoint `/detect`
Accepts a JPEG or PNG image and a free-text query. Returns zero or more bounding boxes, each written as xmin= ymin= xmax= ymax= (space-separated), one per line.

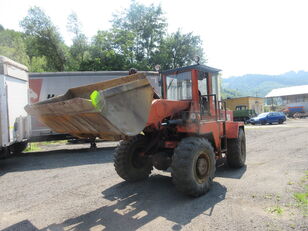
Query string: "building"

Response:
xmin=224 ymin=97 xmax=264 ymax=114
xmin=265 ymin=85 xmax=308 ymax=113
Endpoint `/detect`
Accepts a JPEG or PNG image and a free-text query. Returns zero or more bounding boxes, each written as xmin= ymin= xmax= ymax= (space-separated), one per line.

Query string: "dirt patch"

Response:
xmin=0 ymin=119 xmax=307 ymax=230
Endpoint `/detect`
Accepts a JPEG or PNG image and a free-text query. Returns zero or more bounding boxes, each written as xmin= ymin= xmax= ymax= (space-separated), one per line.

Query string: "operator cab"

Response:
xmin=160 ymin=64 xmax=222 ymax=119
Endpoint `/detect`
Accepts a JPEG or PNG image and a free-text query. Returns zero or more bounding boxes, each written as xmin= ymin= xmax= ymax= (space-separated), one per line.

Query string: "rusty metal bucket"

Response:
xmin=25 ymin=73 xmax=154 ymax=140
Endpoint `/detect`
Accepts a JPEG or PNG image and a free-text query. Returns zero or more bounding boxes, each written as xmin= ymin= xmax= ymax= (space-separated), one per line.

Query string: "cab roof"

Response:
xmin=161 ymin=64 xmax=221 ymax=75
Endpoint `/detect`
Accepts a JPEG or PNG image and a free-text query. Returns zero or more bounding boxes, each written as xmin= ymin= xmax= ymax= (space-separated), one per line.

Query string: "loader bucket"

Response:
xmin=25 ymin=73 xmax=154 ymax=140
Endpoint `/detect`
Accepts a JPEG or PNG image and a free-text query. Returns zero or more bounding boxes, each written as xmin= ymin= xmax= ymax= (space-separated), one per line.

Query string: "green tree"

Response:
xmin=80 ymin=30 xmax=127 ymax=71
xmin=29 ymin=56 xmax=48 ymax=72
xmin=152 ymin=30 xmax=205 ymax=70
xmin=20 ymin=6 xmax=67 ymax=71
xmin=0 ymin=29 xmax=30 ymax=66
xmin=66 ymin=12 xmax=90 ymax=70
xmin=111 ymin=2 xmax=167 ymax=70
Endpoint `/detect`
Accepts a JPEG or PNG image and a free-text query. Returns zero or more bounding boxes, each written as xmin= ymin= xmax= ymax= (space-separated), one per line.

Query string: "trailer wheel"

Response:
xmin=11 ymin=141 xmax=28 ymax=154
xmin=171 ymin=137 xmax=216 ymax=197
xmin=227 ymin=128 xmax=246 ymax=168
xmin=114 ymin=135 xmax=153 ymax=182
xmin=0 ymin=147 xmax=10 ymax=159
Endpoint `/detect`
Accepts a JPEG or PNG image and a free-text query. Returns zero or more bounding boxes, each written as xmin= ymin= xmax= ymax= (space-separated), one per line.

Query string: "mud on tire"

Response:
xmin=114 ymin=135 xmax=153 ymax=182
xmin=171 ymin=137 xmax=216 ymax=197
xmin=227 ymin=128 xmax=246 ymax=168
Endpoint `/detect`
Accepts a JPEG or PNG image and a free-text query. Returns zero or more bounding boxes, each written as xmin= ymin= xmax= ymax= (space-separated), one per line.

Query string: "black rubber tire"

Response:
xmin=10 ymin=141 xmax=28 ymax=154
xmin=278 ymin=119 xmax=283 ymax=124
xmin=171 ymin=137 xmax=216 ymax=197
xmin=114 ymin=135 xmax=153 ymax=182
xmin=0 ymin=147 xmax=10 ymax=159
xmin=227 ymin=128 xmax=246 ymax=168
xmin=261 ymin=120 xmax=266 ymax=125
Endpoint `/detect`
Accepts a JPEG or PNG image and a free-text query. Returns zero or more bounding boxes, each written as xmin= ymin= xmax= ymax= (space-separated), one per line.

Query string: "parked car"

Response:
xmin=249 ymin=112 xmax=286 ymax=125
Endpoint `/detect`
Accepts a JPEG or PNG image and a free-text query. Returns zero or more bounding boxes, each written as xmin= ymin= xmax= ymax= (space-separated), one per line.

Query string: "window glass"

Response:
xmin=198 ymin=72 xmax=208 ymax=95
xmin=211 ymin=73 xmax=221 ymax=101
xmin=212 ymin=74 xmax=217 ymax=96
xmin=198 ymin=79 xmax=207 ymax=96
xmin=166 ymin=72 xmax=192 ymax=100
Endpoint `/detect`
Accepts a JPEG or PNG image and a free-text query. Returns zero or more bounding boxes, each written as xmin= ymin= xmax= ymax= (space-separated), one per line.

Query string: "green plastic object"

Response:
xmin=90 ymin=90 xmax=101 ymax=110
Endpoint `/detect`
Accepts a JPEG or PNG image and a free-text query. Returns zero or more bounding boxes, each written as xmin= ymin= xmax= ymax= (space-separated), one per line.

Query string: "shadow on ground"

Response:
xmin=2 ymin=174 xmax=227 ymax=231
xmin=0 ymin=147 xmax=114 ymax=176
xmin=215 ymin=159 xmax=247 ymax=179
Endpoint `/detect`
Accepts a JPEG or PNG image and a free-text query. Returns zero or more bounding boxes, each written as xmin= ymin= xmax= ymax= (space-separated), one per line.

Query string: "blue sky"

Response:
xmin=1 ymin=0 xmax=308 ymax=77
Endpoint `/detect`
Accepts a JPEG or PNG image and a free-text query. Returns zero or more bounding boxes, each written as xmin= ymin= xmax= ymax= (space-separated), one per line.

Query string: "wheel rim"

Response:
xmin=195 ymin=153 xmax=210 ymax=183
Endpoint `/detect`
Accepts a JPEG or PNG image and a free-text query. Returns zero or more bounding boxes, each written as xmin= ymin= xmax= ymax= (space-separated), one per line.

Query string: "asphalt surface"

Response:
xmin=0 ymin=119 xmax=307 ymax=231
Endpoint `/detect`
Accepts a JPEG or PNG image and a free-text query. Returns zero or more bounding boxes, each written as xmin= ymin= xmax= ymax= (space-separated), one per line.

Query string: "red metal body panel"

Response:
xmin=176 ymin=121 xmax=222 ymax=150
xmin=29 ymin=79 xmax=43 ymax=104
xmin=226 ymin=121 xmax=244 ymax=139
xmin=191 ymin=70 xmax=200 ymax=111
xmin=147 ymin=99 xmax=190 ymax=128
xmin=176 ymin=120 xmax=243 ymax=150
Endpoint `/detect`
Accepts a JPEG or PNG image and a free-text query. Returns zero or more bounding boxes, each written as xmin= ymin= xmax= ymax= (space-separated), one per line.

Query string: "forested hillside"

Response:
xmin=222 ymin=71 xmax=308 ymax=97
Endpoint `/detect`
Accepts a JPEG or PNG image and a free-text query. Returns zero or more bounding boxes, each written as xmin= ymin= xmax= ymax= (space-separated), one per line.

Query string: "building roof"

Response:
xmin=161 ymin=64 xmax=221 ymax=75
xmin=29 ymin=71 xmax=158 ymax=78
xmin=265 ymin=85 xmax=308 ymax=98
xmin=225 ymin=96 xmax=264 ymax=100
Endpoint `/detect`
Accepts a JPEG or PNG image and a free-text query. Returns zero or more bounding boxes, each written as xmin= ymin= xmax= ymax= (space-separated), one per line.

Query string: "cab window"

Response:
xmin=166 ymin=72 xmax=192 ymax=100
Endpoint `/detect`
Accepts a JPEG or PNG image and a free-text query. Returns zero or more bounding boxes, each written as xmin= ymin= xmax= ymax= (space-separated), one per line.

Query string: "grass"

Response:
xmin=293 ymin=171 xmax=308 ymax=216
xmin=24 ymin=140 xmax=67 ymax=152
xmin=266 ymin=205 xmax=284 ymax=215
xmin=24 ymin=143 xmax=42 ymax=152
xmin=264 ymin=171 xmax=308 ymax=217
xmin=39 ymin=140 xmax=67 ymax=145
xmin=264 ymin=193 xmax=284 ymax=215
xmin=288 ymin=181 xmax=294 ymax=185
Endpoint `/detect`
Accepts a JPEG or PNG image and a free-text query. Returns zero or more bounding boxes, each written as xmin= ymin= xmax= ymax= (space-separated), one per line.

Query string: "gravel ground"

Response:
xmin=0 ymin=119 xmax=307 ymax=231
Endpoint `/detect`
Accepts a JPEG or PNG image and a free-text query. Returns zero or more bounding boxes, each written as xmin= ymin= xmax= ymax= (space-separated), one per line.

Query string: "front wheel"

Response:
xmin=171 ymin=137 xmax=216 ymax=197
xmin=227 ymin=128 xmax=246 ymax=168
xmin=278 ymin=119 xmax=283 ymax=124
xmin=114 ymin=135 xmax=153 ymax=182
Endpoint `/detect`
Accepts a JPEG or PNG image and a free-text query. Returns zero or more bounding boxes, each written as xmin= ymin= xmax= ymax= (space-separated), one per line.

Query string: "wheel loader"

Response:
xmin=25 ymin=64 xmax=246 ymax=197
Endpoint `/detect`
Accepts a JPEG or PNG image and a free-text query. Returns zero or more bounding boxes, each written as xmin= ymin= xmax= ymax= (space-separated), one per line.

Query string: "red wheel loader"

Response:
xmin=25 ymin=64 xmax=246 ymax=197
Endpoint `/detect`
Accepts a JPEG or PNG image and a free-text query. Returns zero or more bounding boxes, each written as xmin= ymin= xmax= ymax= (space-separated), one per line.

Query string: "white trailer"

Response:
xmin=0 ymin=56 xmax=30 ymax=157
xmin=28 ymin=71 xmax=160 ymax=141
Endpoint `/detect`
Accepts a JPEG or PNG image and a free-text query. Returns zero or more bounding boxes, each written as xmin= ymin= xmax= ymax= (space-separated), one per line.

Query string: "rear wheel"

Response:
xmin=114 ymin=135 xmax=153 ymax=182
xmin=227 ymin=128 xmax=246 ymax=168
xmin=171 ymin=137 xmax=216 ymax=197
xmin=261 ymin=120 xmax=266 ymax=125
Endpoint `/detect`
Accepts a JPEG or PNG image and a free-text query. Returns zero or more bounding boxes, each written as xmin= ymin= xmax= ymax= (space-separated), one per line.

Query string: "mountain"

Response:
xmin=222 ymin=71 xmax=308 ymax=98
